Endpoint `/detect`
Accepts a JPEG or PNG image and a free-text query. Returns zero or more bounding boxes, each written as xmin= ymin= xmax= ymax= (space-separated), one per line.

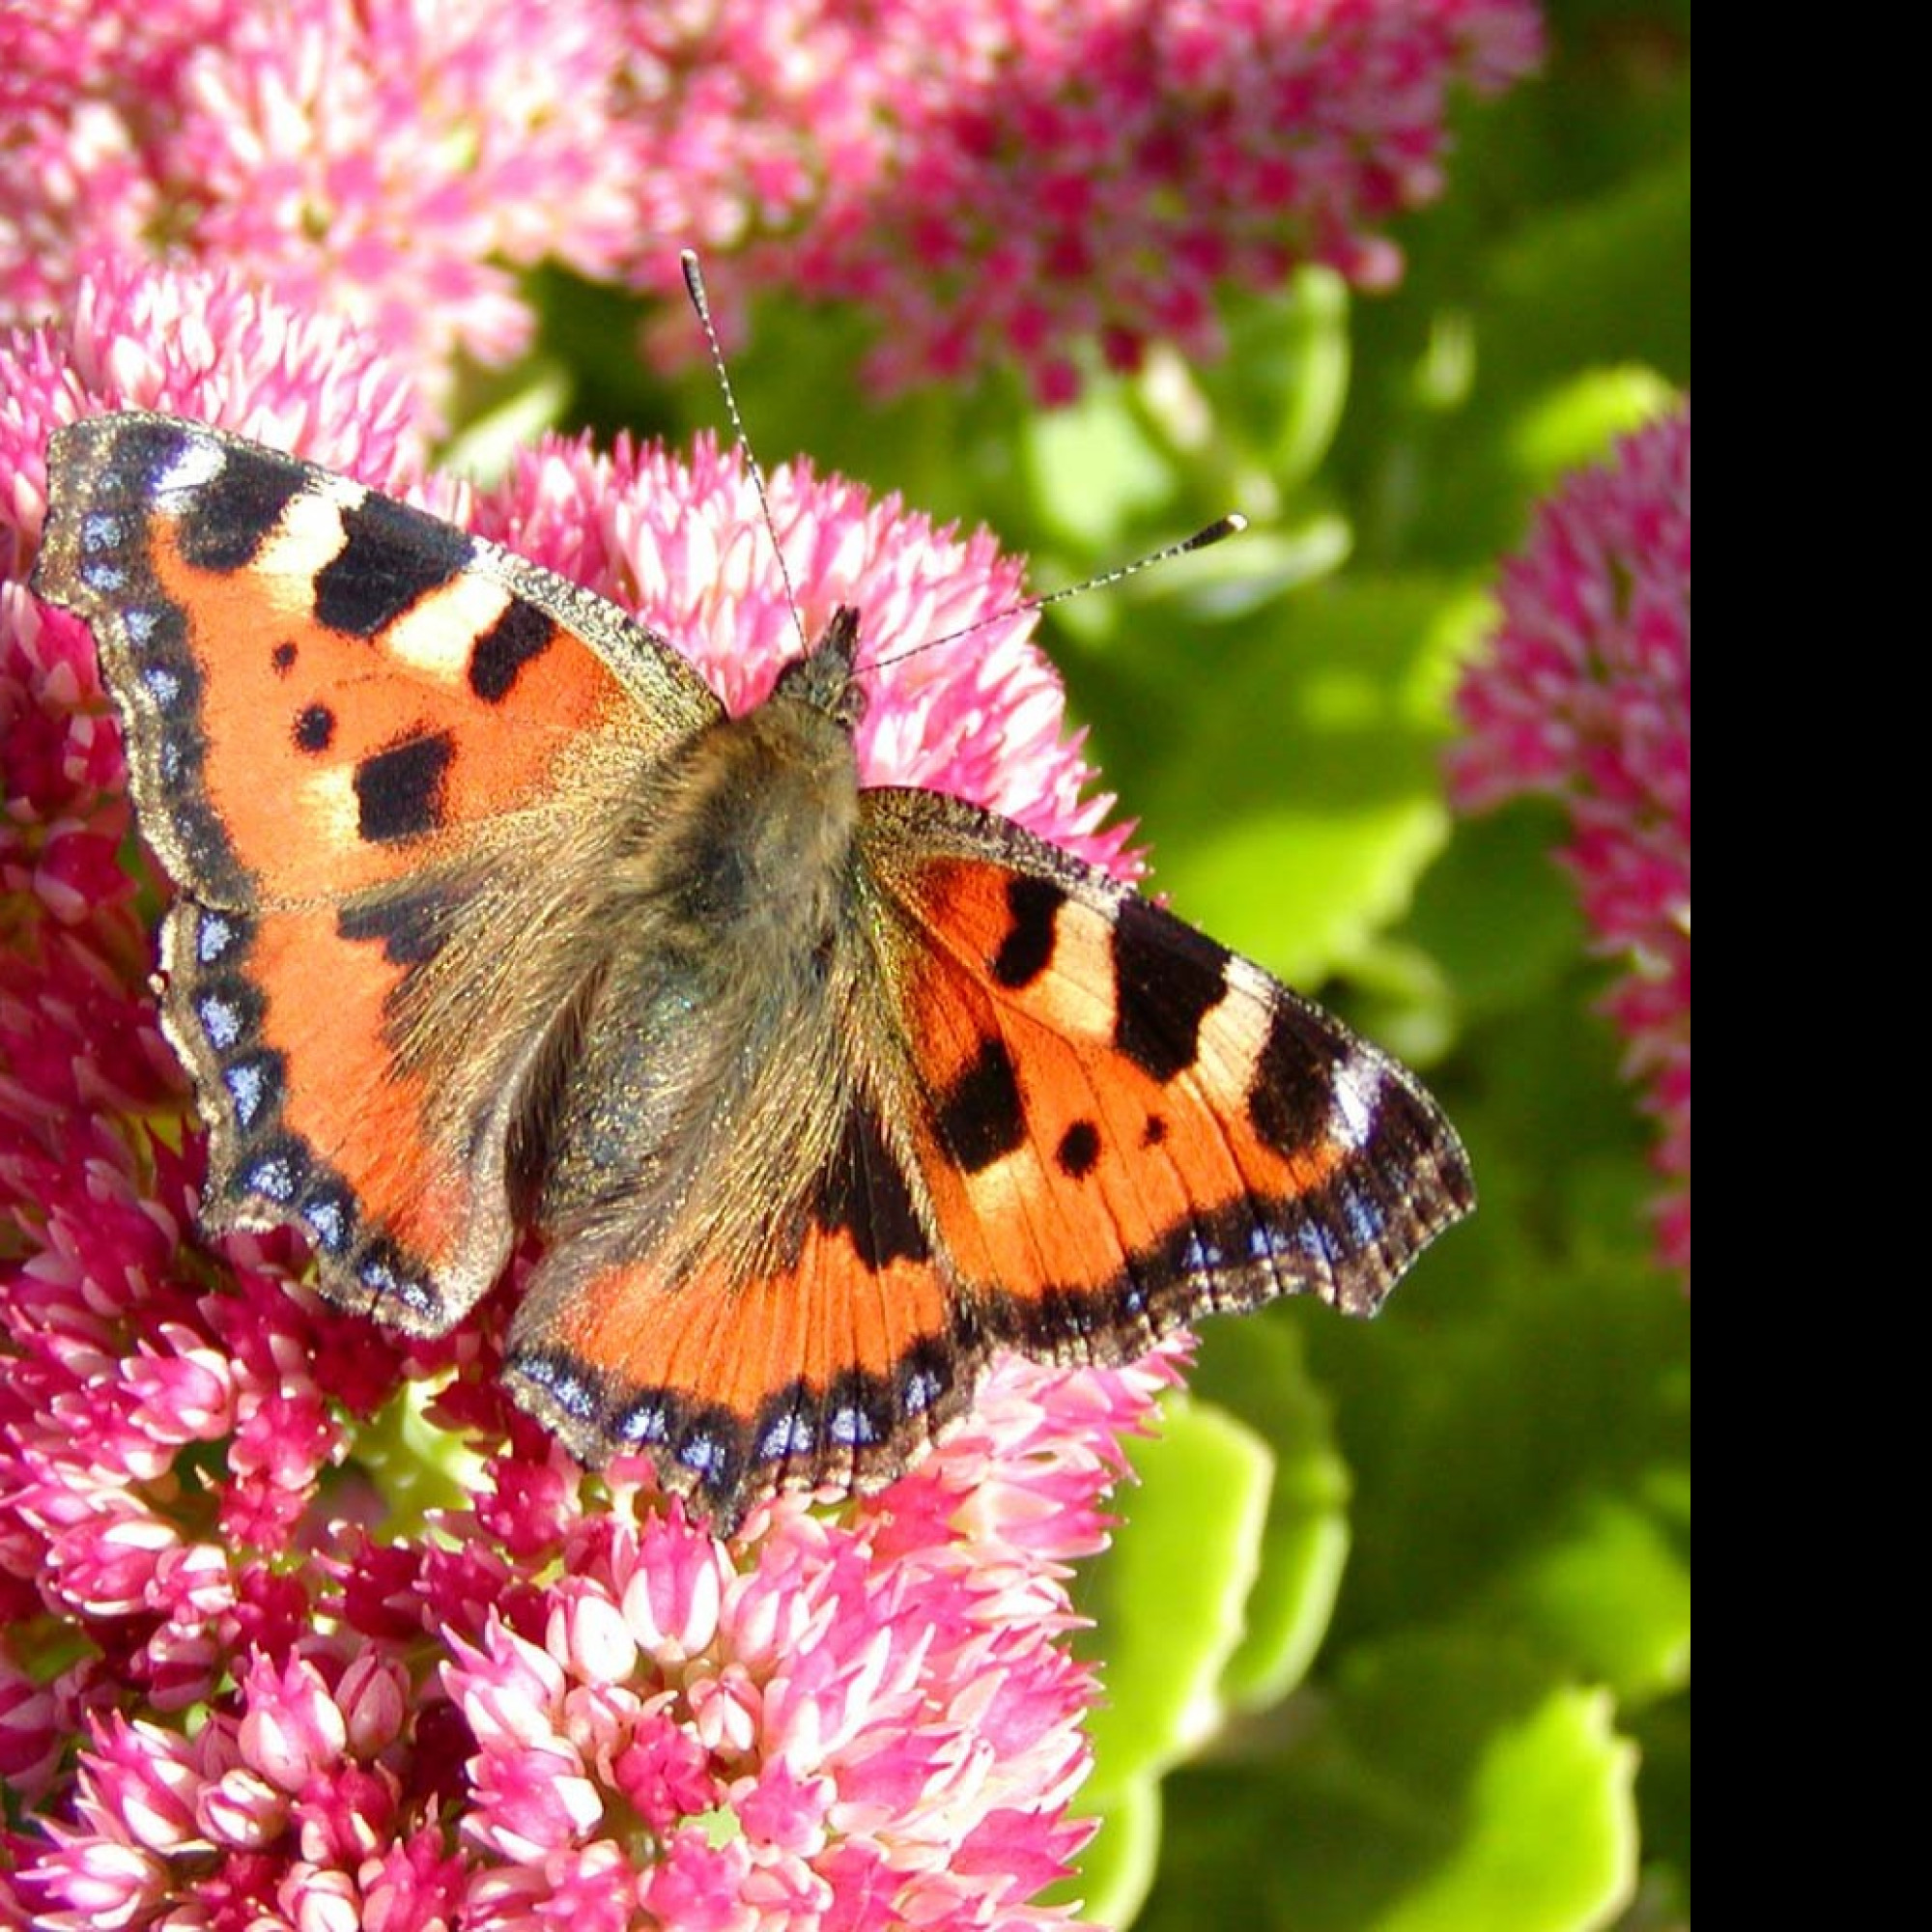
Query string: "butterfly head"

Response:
xmin=773 ymin=606 xmax=867 ymax=733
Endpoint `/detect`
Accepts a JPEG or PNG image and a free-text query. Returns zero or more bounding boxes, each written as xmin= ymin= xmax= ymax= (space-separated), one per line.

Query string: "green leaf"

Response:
xmin=1294 ymin=1047 xmax=1690 ymax=1667
xmin=438 ymin=369 xmax=574 ymax=483
xmin=1065 ymin=1774 xmax=1164 ymax=1931
xmin=1493 ymin=1494 xmax=1691 ymax=1703
xmin=1188 ymin=1316 xmax=1354 ymax=1713
xmin=1156 ymin=798 xmax=1450 ymax=993
xmin=1482 ymin=153 xmax=1692 ymax=398
xmin=1023 ymin=384 xmax=1187 ymax=554
xmin=1116 ymin=575 xmax=1482 ymax=989
xmin=1058 ymin=1398 xmax=1274 ymax=1925
xmin=1406 ymin=801 xmax=1584 ymax=1021
xmin=1138 ymin=1635 xmax=1638 ymax=1932
xmin=1506 ymin=368 xmax=1682 ymax=488
xmin=1076 ymin=1395 xmax=1274 ymax=1792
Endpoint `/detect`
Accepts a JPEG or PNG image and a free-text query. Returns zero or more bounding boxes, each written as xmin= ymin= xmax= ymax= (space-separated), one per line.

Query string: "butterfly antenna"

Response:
xmin=680 ymin=249 xmax=810 ymax=658
xmin=869 ymin=512 xmax=1249 ymax=670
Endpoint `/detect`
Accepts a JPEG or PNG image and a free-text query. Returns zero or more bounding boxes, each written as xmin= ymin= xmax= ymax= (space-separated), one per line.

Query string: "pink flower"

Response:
xmin=1450 ymin=406 xmax=1691 ymax=1276
xmin=4 ymin=267 xmax=1168 ymax=1929
xmin=0 ymin=0 xmax=634 ymax=414
xmin=466 ymin=431 xmax=1134 ymax=872
xmin=441 ymin=1499 xmax=1126 ymax=1927
xmin=3 ymin=3 xmax=1541 ymax=410
xmin=625 ymin=0 xmax=1545 ymax=401
xmin=0 ymin=1647 xmax=61 ymax=1800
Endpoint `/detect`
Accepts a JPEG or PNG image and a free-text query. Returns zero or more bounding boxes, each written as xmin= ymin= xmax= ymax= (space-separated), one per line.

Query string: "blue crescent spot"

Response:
xmin=223 ymin=1059 xmax=268 ymax=1127
xmin=1334 ymin=1179 xmax=1387 ymax=1248
xmin=758 ymin=1410 xmax=815 ymax=1461
xmin=901 ymin=1368 xmax=944 ymax=1415
xmin=196 ymin=994 xmax=243 ymax=1051
xmin=304 ymin=1198 xmax=349 ymax=1254
xmin=521 ymin=1355 xmax=598 ymax=1423
xmin=677 ymin=1431 xmax=727 ymax=1478
xmin=391 ymin=1274 xmax=440 ymax=1321
xmin=616 ymin=1398 xmax=671 ymax=1444
xmin=1180 ymin=1231 xmax=1225 ymax=1273
xmin=244 ymin=1155 xmax=297 ymax=1203
xmin=198 ymin=914 xmax=238 ymax=964
xmin=828 ymin=1404 xmax=879 ymax=1447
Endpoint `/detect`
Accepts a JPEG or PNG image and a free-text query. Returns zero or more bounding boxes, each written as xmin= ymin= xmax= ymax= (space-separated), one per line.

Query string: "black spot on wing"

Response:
xmin=933 ymin=1036 xmax=1027 ymax=1174
xmin=271 ymin=640 xmax=298 ymax=673
xmin=335 ymin=881 xmax=456 ymax=967
xmin=1056 ymin=1119 xmax=1101 ymax=1179
xmin=816 ymin=1103 xmax=931 ymax=1267
xmin=294 ymin=702 xmax=335 ymax=753
xmin=1111 ymin=901 xmax=1231 ymax=1082
xmin=992 ymin=876 xmax=1064 ymax=989
xmin=355 ymin=731 xmax=454 ymax=843
xmin=1248 ymin=1001 xmax=1346 ymax=1161
xmin=313 ymin=492 xmax=472 ymax=637
xmin=469 ymin=599 xmax=557 ymax=703
xmin=171 ymin=445 xmax=307 ymax=573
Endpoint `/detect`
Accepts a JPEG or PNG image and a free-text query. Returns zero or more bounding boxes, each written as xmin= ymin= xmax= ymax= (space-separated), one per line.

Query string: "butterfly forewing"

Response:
xmin=32 ymin=413 xmax=721 ymax=1333
xmin=860 ymin=787 xmax=1475 ymax=1343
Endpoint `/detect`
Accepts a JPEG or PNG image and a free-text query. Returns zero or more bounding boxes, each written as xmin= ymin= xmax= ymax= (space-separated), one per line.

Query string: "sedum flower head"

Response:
xmin=0 ymin=0 xmax=635 ymax=417
xmin=4 ymin=1 xmax=1542 ymax=408
xmin=2 ymin=270 xmax=1172 ymax=1929
xmin=1450 ymin=406 xmax=1691 ymax=1276
xmin=622 ymin=0 xmax=1545 ymax=401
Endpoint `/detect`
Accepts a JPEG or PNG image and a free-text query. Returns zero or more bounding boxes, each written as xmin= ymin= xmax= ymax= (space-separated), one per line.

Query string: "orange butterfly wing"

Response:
xmin=37 ymin=415 xmax=1473 ymax=1531
xmin=33 ymin=413 xmax=721 ymax=1329
xmin=500 ymin=784 xmax=1471 ymax=1531
xmin=864 ymin=789 xmax=1474 ymax=1341
xmin=506 ymin=1102 xmax=971 ymax=1518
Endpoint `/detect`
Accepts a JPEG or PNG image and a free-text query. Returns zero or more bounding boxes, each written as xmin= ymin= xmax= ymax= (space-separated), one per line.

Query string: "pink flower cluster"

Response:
xmin=2 ymin=269 xmax=1169 ymax=1929
xmin=2 ymin=0 xmax=1542 ymax=409
xmin=0 ymin=0 xmax=637 ymax=419
xmin=1450 ymin=408 xmax=1691 ymax=1277
xmin=643 ymin=0 xmax=1545 ymax=401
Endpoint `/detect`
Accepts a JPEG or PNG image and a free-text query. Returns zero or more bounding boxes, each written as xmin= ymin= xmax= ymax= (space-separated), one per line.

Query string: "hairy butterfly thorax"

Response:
xmin=31 ymin=399 xmax=1472 ymax=1532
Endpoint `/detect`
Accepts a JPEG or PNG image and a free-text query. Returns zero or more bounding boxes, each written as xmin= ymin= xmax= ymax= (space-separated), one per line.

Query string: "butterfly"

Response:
xmin=30 ymin=412 xmax=1473 ymax=1532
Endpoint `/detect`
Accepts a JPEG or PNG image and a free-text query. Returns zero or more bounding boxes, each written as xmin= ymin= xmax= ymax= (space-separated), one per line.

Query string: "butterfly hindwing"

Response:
xmin=503 ymin=1099 xmax=977 ymax=1525
xmin=157 ymin=893 xmax=547 ymax=1331
xmin=32 ymin=412 xmax=724 ymax=1331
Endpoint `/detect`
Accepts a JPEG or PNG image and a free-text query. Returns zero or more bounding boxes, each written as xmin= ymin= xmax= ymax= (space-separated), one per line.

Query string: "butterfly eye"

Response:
xmin=829 ymin=673 xmax=867 ymax=732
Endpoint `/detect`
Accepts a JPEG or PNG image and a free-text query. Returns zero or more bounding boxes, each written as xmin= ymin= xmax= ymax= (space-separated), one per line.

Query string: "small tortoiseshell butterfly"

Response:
xmin=32 ymin=412 xmax=1473 ymax=1532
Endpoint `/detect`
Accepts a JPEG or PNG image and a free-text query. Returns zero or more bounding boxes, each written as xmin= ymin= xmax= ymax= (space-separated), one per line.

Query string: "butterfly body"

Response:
xmin=448 ymin=610 xmax=872 ymax=1293
xmin=32 ymin=412 xmax=1474 ymax=1531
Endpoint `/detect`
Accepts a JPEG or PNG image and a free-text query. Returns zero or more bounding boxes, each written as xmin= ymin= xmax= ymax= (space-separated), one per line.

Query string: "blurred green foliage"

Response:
xmin=508 ymin=4 xmax=1690 ymax=1925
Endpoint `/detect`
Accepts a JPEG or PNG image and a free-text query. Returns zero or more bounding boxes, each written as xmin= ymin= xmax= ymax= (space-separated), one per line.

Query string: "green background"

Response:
xmin=473 ymin=4 xmax=1691 ymax=1924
